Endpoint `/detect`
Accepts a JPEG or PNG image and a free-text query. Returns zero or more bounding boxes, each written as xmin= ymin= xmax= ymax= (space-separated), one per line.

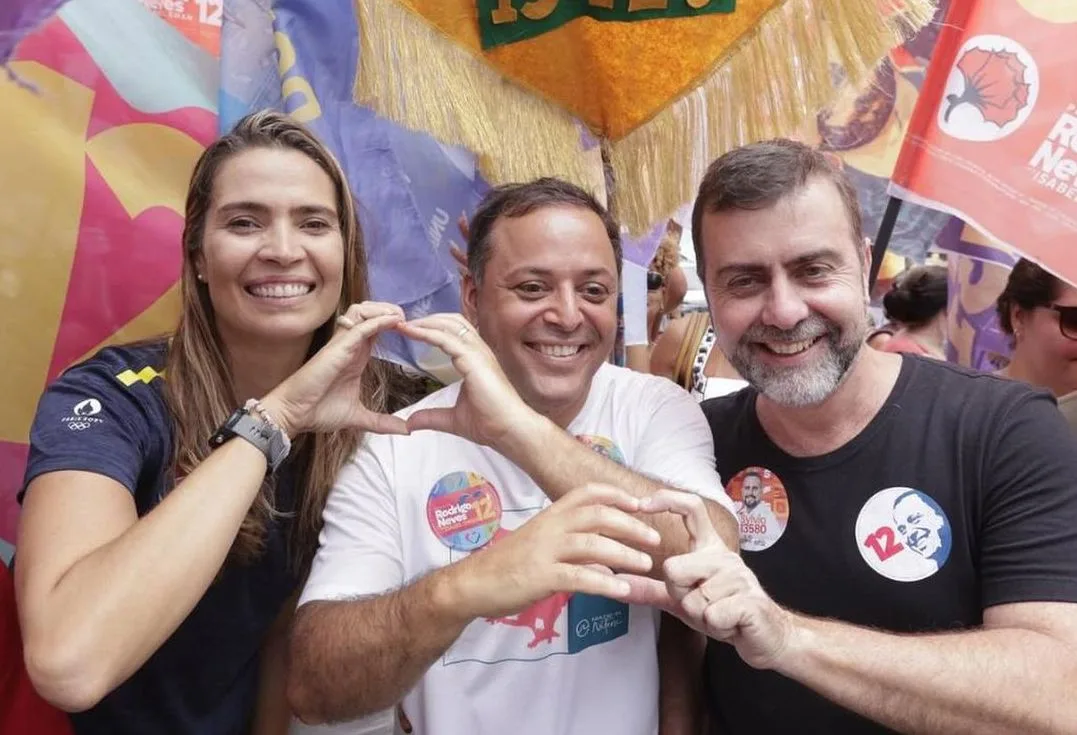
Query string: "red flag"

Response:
xmin=891 ymin=0 xmax=1077 ymax=284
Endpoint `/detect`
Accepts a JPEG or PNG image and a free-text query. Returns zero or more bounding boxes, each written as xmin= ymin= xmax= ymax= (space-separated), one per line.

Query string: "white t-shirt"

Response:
xmin=290 ymin=711 xmax=393 ymax=735
xmin=300 ymin=364 xmax=734 ymax=735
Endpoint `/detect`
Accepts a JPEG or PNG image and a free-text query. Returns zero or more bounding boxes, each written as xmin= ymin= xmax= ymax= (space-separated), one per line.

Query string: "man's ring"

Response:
xmin=336 ymin=315 xmax=357 ymax=329
xmin=457 ymin=325 xmax=470 ymax=338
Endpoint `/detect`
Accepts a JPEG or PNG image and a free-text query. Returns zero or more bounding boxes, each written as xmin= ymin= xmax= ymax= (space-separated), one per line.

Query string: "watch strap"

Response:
xmin=210 ymin=406 xmax=290 ymax=472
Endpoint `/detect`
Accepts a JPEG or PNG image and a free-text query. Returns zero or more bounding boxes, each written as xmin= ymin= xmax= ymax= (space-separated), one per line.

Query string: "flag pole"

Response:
xmin=869 ymin=196 xmax=903 ymax=288
xmin=601 ymin=140 xmax=626 ymax=366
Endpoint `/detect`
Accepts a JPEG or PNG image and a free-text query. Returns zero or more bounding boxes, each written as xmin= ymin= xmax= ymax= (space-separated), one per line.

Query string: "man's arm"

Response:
xmin=397 ymin=314 xmax=738 ymax=560
xmin=631 ymin=493 xmax=1077 ymax=735
xmin=658 ymin=615 xmax=706 ymax=735
xmin=499 ymin=415 xmax=738 ymax=562
xmin=288 ymin=484 xmax=658 ymax=724
xmin=773 ymin=602 xmax=1077 ymax=734
xmin=778 ymin=391 xmax=1077 ymax=733
xmin=250 ymin=596 xmax=298 ymax=735
xmin=288 ymin=571 xmax=468 ymax=724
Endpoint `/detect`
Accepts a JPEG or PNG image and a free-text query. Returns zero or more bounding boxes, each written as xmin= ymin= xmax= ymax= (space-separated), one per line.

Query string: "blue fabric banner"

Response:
xmin=221 ymin=0 xmax=489 ymax=373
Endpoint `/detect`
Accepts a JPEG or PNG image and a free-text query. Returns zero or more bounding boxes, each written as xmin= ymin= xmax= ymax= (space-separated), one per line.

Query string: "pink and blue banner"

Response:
xmin=0 ymin=0 xmax=218 ymax=547
xmin=0 ymin=0 xmax=505 ymax=545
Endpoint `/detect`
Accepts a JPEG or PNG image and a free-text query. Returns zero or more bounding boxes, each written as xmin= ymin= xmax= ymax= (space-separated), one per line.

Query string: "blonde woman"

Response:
xmin=651 ymin=314 xmax=746 ymax=400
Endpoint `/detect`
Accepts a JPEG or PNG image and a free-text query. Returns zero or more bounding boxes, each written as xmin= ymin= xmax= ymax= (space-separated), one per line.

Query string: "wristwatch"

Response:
xmin=209 ymin=402 xmax=291 ymax=473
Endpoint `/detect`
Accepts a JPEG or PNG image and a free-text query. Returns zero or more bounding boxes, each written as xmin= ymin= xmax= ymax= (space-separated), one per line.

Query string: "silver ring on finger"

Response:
xmin=456 ymin=325 xmax=470 ymax=338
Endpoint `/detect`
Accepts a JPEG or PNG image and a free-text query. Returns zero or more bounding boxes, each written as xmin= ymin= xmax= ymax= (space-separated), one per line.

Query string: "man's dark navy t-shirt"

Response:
xmin=21 ymin=343 xmax=301 ymax=734
xmin=701 ymin=356 xmax=1077 ymax=734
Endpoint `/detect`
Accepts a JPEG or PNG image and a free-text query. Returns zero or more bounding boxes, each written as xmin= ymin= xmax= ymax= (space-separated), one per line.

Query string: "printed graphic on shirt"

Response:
xmin=426 ymin=471 xmax=503 ymax=552
xmin=576 ymin=434 xmax=627 ymax=465
xmin=115 ymin=366 xmax=163 ymax=387
xmin=726 ymin=467 xmax=789 ymax=552
xmin=443 ymin=509 xmax=629 ymax=666
xmin=855 ymin=487 xmax=952 ymax=582
xmin=60 ymin=397 xmax=106 ymax=432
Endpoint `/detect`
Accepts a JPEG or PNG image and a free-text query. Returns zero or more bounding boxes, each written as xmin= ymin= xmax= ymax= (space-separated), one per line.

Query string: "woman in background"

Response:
xmin=644 ymin=232 xmax=687 ymax=345
xmin=997 ymin=258 xmax=1077 ymax=398
xmin=650 ymin=312 xmax=746 ymax=401
xmin=877 ymin=264 xmax=948 ymax=358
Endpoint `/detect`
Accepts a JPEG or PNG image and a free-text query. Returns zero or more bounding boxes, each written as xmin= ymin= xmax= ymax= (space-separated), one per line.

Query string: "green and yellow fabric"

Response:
xmin=355 ymin=0 xmax=935 ymax=232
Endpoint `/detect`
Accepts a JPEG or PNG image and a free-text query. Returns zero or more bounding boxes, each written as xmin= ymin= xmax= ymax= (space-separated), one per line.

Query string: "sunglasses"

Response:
xmin=647 ymin=271 xmax=665 ymax=291
xmin=1046 ymin=304 xmax=1077 ymax=341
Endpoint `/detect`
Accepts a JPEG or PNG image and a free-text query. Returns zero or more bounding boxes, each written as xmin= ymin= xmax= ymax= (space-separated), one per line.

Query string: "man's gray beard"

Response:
xmin=726 ymin=313 xmax=868 ymax=407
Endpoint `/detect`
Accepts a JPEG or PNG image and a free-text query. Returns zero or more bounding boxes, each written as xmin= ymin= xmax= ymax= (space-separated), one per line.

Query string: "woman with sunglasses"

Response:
xmin=644 ymin=268 xmax=686 ymax=343
xmin=623 ymin=230 xmax=685 ymax=373
xmin=997 ymin=258 xmax=1077 ymax=398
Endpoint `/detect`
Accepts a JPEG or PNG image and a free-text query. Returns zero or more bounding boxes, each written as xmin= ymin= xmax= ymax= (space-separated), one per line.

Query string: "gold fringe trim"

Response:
xmin=611 ymin=0 xmax=935 ymax=232
xmin=355 ymin=0 xmax=935 ymax=234
xmin=355 ymin=0 xmax=606 ymax=204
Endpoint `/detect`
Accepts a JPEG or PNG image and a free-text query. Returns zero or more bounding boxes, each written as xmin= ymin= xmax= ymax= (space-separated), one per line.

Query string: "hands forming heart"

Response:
xmin=262 ymin=301 xmax=537 ymax=450
xmin=262 ymin=301 xmax=410 ymax=438
xmin=394 ymin=313 xmax=535 ymax=448
xmin=614 ymin=491 xmax=795 ymax=671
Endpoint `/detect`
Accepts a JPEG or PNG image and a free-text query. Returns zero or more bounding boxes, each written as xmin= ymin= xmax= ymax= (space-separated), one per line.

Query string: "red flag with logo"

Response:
xmin=891 ymin=0 xmax=1077 ymax=283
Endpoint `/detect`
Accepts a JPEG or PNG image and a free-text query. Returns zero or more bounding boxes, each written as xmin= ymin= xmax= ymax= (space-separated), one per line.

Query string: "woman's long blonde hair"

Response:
xmin=165 ymin=110 xmax=391 ymax=570
xmin=649 ymin=224 xmax=681 ymax=281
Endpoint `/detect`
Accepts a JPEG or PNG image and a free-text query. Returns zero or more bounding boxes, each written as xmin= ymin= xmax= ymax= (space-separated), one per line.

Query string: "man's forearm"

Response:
xmin=498 ymin=415 xmax=738 ymax=558
xmin=252 ymin=597 xmax=296 ymax=735
xmin=659 ymin=615 xmax=706 ymax=735
xmin=777 ymin=614 xmax=1077 ymax=734
xmin=288 ymin=570 xmax=471 ymax=725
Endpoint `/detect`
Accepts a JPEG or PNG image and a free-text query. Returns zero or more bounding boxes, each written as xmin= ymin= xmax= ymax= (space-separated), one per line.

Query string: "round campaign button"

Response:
xmin=725 ymin=466 xmax=790 ymax=552
xmin=426 ymin=471 xmax=503 ymax=552
xmin=855 ymin=487 xmax=952 ymax=582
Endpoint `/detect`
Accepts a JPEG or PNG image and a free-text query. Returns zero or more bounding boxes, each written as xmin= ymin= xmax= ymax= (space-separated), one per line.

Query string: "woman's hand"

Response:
xmin=262 ymin=302 xmax=409 ymax=437
xmin=395 ymin=313 xmax=534 ymax=448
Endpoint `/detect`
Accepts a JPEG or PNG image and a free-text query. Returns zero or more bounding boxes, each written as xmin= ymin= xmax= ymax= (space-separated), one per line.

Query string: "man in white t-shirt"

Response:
xmin=288 ymin=178 xmax=738 ymax=735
